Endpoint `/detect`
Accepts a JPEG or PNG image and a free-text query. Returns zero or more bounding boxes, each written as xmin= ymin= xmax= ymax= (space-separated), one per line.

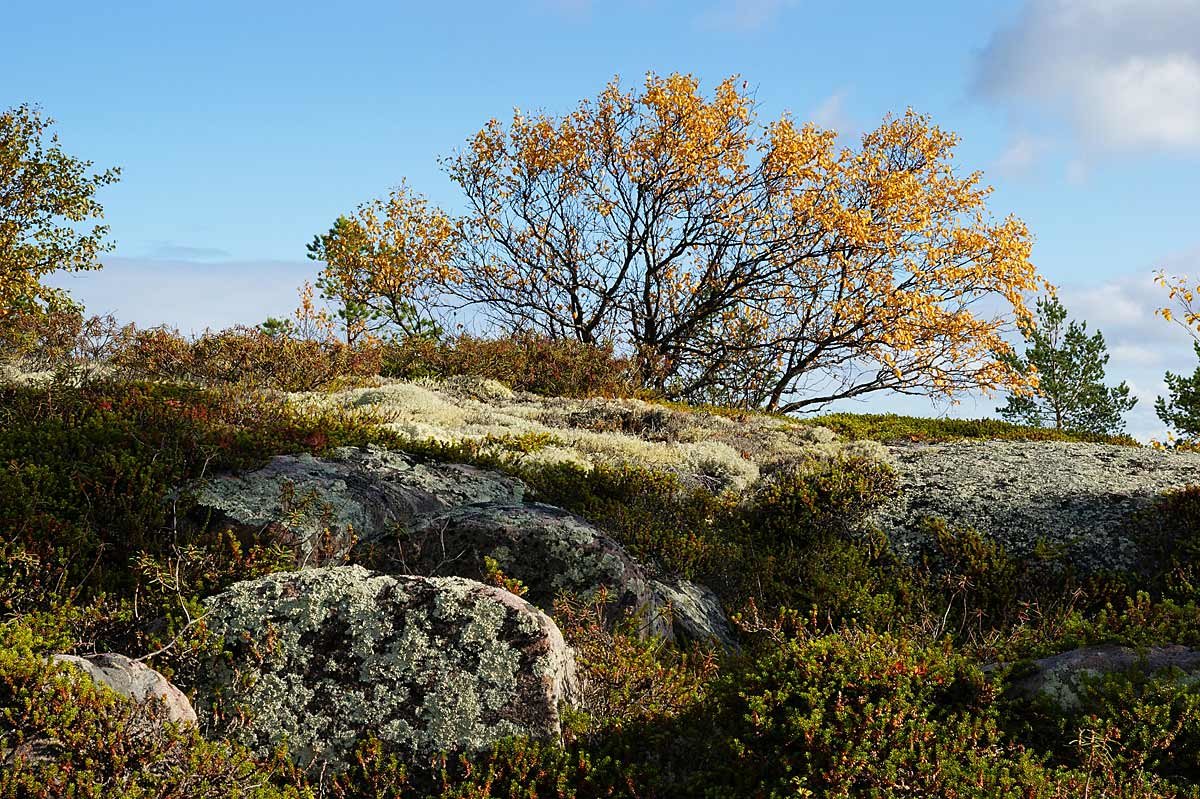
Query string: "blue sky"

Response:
xmin=6 ymin=0 xmax=1199 ymax=437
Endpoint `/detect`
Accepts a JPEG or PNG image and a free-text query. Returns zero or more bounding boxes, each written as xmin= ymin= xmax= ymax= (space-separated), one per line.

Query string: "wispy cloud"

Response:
xmin=697 ymin=0 xmax=797 ymax=32
xmin=994 ymin=132 xmax=1051 ymax=177
xmin=809 ymin=90 xmax=849 ymax=131
xmin=1054 ymin=261 xmax=1200 ymax=440
xmin=975 ymin=0 xmax=1200 ymax=153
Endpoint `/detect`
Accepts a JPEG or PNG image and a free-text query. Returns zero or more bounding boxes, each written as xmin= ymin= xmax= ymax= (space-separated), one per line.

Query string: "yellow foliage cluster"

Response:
xmin=314 ymin=183 xmax=461 ymax=337
xmin=324 ymin=73 xmax=1047 ymax=411
xmin=1155 ymin=270 xmax=1200 ymax=339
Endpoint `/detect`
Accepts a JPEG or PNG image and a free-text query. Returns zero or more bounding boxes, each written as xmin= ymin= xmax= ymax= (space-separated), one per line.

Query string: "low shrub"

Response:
xmin=0 ymin=379 xmax=394 ymax=599
xmin=10 ymin=365 xmax=1200 ymax=797
xmin=692 ymin=628 xmax=1042 ymax=797
xmin=0 ymin=306 xmax=130 ymax=371
xmin=381 ymin=334 xmax=640 ymax=398
xmin=1002 ymin=657 xmax=1200 ymax=788
xmin=111 ymin=325 xmax=382 ymax=392
xmin=517 ymin=459 xmax=737 ymax=581
xmin=747 ymin=456 xmax=898 ymax=542
xmin=0 ymin=623 xmax=292 ymax=799
xmin=552 ymin=591 xmax=719 ymax=736
xmin=1127 ymin=486 xmax=1200 ymax=601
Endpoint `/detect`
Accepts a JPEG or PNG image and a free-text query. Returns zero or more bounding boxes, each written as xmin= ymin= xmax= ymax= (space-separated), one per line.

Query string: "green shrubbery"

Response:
xmin=808 ymin=411 xmax=1139 ymax=445
xmin=5 ymin=366 xmax=1200 ymax=797
xmin=0 ymin=623 xmax=291 ymax=799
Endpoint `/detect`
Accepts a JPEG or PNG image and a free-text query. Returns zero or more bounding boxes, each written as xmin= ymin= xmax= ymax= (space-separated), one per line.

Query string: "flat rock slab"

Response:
xmin=195 ymin=566 xmax=578 ymax=772
xmin=358 ymin=502 xmax=736 ymax=648
xmin=874 ymin=441 xmax=1200 ymax=571
xmin=188 ymin=445 xmax=525 ymax=562
xmin=53 ymin=653 xmax=197 ymax=725
xmin=1005 ymin=644 xmax=1200 ymax=710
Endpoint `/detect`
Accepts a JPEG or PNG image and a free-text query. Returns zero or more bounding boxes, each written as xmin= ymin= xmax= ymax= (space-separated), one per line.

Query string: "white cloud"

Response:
xmin=977 ymin=0 xmax=1200 ymax=152
xmin=1055 ymin=266 xmax=1199 ymax=440
xmin=697 ymin=0 xmax=797 ymax=32
xmin=995 ymin=132 xmax=1051 ymax=176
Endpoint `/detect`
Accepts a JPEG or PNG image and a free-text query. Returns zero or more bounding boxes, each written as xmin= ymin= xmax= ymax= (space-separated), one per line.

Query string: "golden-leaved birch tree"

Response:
xmin=0 ymin=104 xmax=120 ymax=322
xmin=439 ymin=73 xmax=1044 ymax=410
xmin=326 ymin=73 xmax=1044 ymax=411
xmin=308 ymin=183 xmax=460 ymax=342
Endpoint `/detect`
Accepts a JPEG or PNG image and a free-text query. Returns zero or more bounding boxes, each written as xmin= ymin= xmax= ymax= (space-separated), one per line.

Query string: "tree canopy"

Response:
xmin=306 ymin=188 xmax=457 ymax=343
xmin=314 ymin=73 xmax=1046 ymax=411
xmin=0 ymin=104 xmax=119 ymax=321
xmin=997 ymin=294 xmax=1136 ymax=436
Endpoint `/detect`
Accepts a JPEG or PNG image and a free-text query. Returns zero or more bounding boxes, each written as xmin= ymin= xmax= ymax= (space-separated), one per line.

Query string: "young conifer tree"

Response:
xmin=998 ymin=294 xmax=1136 ymax=435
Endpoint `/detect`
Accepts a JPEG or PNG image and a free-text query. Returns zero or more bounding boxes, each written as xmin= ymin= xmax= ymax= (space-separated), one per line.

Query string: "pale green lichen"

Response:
xmin=286 ymin=378 xmax=890 ymax=495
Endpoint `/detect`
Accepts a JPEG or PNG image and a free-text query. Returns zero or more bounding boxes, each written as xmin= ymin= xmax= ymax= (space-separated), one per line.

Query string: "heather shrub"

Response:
xmin=1003 ymin=660 xmax=1200 ymax=788
xmin=8 ymin=351 xmax=1200 ymax=796
xmin=691 ymin=628 xmax=1044 ymax=797
xmin=111 ymin=325 xmax=381 ymax=391
xmin=0 ymin=379 xmax=393 ymax=598
xmin=911 ymin=519 xmax=1086 ymax=646
xmin=319 ymin=736 xmax=632 ymax=799
xmin=381 ymin=334 xmax=639 ymax=398
xmin=720 ymin=457 xmax=900 ymax=619
xmin=748 ymin=456 xmax=898 ymax=541
xmin=519 ymin=459 xmax=737 ymax=580
xmin=552 ymin=591 xmax=719 ymax=734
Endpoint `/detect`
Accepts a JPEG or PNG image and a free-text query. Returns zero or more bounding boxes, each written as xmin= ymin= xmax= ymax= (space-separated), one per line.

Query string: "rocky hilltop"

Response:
xmin=11 ymin=374 xmax=1200 ymax=795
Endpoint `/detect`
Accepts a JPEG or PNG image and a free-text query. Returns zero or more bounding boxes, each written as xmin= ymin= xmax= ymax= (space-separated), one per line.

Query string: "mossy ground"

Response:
xmin=3 ymin=357 xmax=1200 ymax=797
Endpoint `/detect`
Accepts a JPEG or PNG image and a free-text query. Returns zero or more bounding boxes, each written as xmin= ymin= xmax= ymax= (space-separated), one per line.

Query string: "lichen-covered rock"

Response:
xmin=874 ymin=441 xmax=1200 ymax=570
xmin=648 ymin=578 xmax=738 ymax=650
xmin=195 ymin=566 xmax=578 ymax=772
xmin=358 ymin=502 xmax=734 ymax=646
xmin=52 ymin=653 xmax=197 ymax=725
xmin=187 ymin=445 xmax=525 ymax=562
xmin=1003 ymin=644 xmax=1200 ymax=710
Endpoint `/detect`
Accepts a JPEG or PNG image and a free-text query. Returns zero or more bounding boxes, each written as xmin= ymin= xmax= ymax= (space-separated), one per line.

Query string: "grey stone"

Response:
xmin=873 ymin=441 xmax=1200 ymax=571
xmin=358 ymin=501 xmax=735 ymax=647
xmin=195 ymin=566 xmax=578 ymax=772
xmin=187 ymin=445 xmax=525 ymax=563
xmin=1003 ymin=644 xmax=1200 ymax=710
xmin=649 ymin=578 xmax=739 ymax=650
xmin=52 ymin=653 xmax=197 ymax=725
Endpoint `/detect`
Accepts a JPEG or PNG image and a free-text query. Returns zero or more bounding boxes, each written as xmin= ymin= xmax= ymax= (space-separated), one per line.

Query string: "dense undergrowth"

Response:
xmin=3 ymin=333 xmax=1200 ymax=797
